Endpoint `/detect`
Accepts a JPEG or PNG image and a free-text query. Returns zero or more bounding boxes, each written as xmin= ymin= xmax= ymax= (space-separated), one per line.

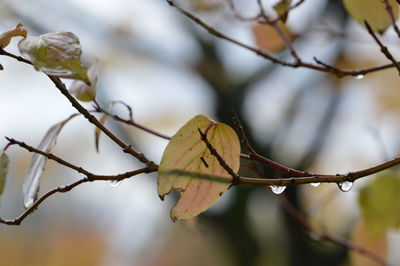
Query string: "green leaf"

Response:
xmin=0 ymin=152 xmax=9 ymax=197
xmin=69 ymin=59 xmax=100 ymax=101
xmin=23 ymin=114 xmax=78 ymax=208
xmin=158 ymin=115 xmax=240 ymax=221
xmin=358 ymin=172 xmax=400 ymax=237
xmin=343 ymin=0 xmax=399 ymax=33
xmin=0 ymin=23 xmax=27 ymax=49
xmin=18 ymin=32 xmax=89 ymax=83
xmin=274 ymin=0 xmax=292 ymax=22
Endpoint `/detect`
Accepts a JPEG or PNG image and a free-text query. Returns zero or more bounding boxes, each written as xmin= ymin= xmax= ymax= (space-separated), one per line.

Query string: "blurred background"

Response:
xmin=1 ymin=0 xmax=400 ymax=265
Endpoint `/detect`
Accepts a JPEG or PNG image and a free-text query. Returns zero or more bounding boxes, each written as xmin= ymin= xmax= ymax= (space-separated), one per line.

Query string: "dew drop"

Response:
xmin=338 ymin=181 xmax=353 ymax=192
xmin=310 ymin=182 xmax=321 ymax=187
xmin=269 ymin=185 xmax=286 ymax=194
xmin=24 ymin=198 xmax=35 ymax=209
xmin=355 ymin=74 xmax=364 ymax=80
xmin=109 ymin=180 xmax=122 ymax=187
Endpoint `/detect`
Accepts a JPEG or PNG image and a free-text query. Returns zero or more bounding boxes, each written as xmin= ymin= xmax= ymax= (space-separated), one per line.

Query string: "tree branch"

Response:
xmin=277 ymin=195 xmax=389 ymax=266
xmin=165 ymin=0 xmax=400 ymax=78
xmin=364 ymin=21 xmax=400 ymax=75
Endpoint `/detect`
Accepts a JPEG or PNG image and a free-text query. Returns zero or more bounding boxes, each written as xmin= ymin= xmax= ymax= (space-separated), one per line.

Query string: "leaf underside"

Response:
xmin=23 ymin=114 xmax=77 ymax=208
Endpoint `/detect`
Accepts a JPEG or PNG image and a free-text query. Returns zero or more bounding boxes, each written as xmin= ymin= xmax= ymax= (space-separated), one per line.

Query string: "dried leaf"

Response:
xmin=350 ymin=221 xmax=388 ymax=266
xmin=158 ymin=115 xmax=240 ymax=221
xmin=0 ymin=152 xmax=9 ymax=197
xmin=358 ymin=173 xmax=400 ymax=237
xmin=343 ymin=0 xmax=399 ymax=33
xmin=252 ymin=21 xmax=294 ymax=53
xmin=0 ymin=23 xmax=27 ymax=49
xmin=18 ymin=32 xmax=89 ymax=83
xmin=69 ymin=59 xmax=100 ymax=102
xmin=23 ymin=114 xmax=77 ymax=208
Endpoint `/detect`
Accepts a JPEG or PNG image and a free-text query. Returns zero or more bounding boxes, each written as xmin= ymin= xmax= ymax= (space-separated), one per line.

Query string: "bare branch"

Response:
xmin=0 ymin=48 xmax=156 ymax=168
xmin=0 ymin=166 xmax=148 ymax=225
xmin=277 ymin=195 xmax=389 ymax=266
xmin=364 ymin=21 xmax=400 ymax=75
xmin=383 ymin=0 xmax=400 ymax=39
xmin=165 ymin=1 xmax=400 ymax=78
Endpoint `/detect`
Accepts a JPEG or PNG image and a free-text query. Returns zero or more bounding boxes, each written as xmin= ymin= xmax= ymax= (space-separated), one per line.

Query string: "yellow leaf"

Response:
xmin=0 ymin=23 xmax=27 ymax=49
xmin=252 ymin=21 xmax=294 ymax=53
xmin=343 ymin=0 xmax=399 ymax=33
xmin=350 ymin=221 xmax=388 ymax=266
xmin=158 ymin=115 xmax=240 ymax=221
xmin=274 ymin=0 xmax=292 ymax=22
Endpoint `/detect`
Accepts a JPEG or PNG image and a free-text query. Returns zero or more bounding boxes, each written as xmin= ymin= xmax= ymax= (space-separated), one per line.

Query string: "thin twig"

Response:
xmin=96 ymin=103 xmax=171 ymax=140
xmin=383 ymin=0 xmax=400 ymax=39
xmin=0 ymin=48 xmax=156 ymax=168
xmin=165 ymin=1 xmax=400 ymax=78
xmin=364 ymin=21 xmax=400 ymax=76
xmin=0 ymin=167 xmax=148 ymax=225
xmin=232 ymin=111 xmax=309 ymax=176
xmin=277 ymin=195 xmax=389 ymax=266
xmin=198 ymin=128 xmax=240 ymax=184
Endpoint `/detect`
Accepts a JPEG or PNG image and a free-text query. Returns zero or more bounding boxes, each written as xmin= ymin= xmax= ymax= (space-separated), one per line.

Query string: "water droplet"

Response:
xmin=310 ymin=182 xmax=321 ymax=187
xmin=355 ymin=74 xmax=364 ymax=80
xmin=109 ymin=180 xmax=122 ymax=187
xmin=338 ymin=181 xmax=353 ymax=192
xmin=24 ymin=198 xmax=35 ymax=209
xmin=269 ymin=185 xmax=286 ymax=194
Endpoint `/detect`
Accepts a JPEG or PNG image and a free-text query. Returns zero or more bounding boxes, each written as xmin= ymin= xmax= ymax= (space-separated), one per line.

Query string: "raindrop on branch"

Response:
xmin=337 ymin=181 xmax=353 ymax=192
xmin=355 ymin=74 xmax=364 ymax=80
xmin=310 ymin=182 xmax=321 ymax=187
xmin=109 ymin=180 xmax=122 ymax=187
xmin=269 ymin=185 xmax=286 ymax=194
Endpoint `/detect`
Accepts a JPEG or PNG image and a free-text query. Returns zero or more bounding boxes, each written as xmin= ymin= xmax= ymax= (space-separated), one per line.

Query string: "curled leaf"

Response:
xmin=343 ymin=0 xmax=399 ymax=33
xmin=69 ymin=59 xmax=100 ymax=102
xmin=18 ymin=32 xmax=89 ymax=83
xmin=0 ymin=23 xmax=27 ymax=49
xmin=0 ymin=152 xmax=9 ymax=197
xmin=158 ymin=115 xmax=240 ymax=221
xmin=23 ymin=114 xmax=77 ymax=208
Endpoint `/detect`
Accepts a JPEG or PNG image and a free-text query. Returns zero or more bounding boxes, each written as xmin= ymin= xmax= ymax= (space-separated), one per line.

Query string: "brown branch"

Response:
xmin=0 ymin=166 xmax=149 ymax=226
xmin=232 ymin=111 xmax=309 ymax=176
xmin=198 ymin=128 xmax=240 ymax=184
xmin=383 ymin=0 xmax=400 ymax=39
xmin=1 ymin=137 xmax=155 ymax=225
xmin=165 ymin=1 xmax=400 ymax=78
xmin=277 ymin=195 xmax=389 ymax=266
xmin=364 ymin=21 xmax=400 ymax=75
xmin=95 ymin=102 xmax=171 ymax=140
xmin=0 ymin=48 xmax=156 ymax=169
